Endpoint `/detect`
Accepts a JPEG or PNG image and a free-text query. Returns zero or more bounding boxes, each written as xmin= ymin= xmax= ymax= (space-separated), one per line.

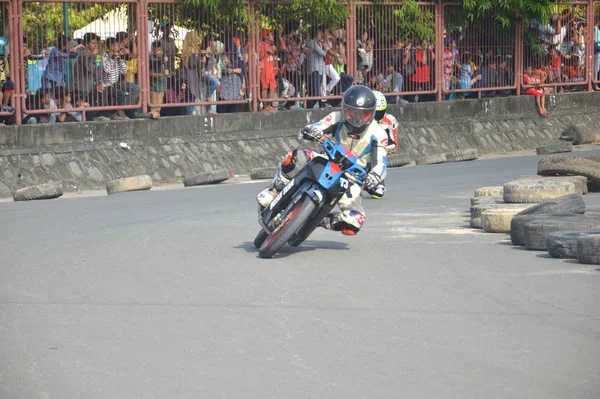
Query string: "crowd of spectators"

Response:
xmin=0 ymin=9 xmax=599 ymax=124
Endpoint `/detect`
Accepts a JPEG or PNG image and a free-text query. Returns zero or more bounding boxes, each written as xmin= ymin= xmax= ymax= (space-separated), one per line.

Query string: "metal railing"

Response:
xmin=0 ymin=0 xmax=597 ymax=125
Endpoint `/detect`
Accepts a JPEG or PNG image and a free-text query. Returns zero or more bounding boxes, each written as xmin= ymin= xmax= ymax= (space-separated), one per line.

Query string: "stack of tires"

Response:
xmin=471 ymin=154 xmax=600 ymax=265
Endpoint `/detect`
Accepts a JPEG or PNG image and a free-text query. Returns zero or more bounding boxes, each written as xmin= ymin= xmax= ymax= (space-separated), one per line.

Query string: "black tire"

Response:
xmin=546 ymin=230 xmax=600 ymax=259
xmin=516 ymin=193 xmax=586 ymax=216
xmin=537 ymin=156 xmax=600 ymax=181
xmin=387 ymin=152 xmax=411 ymax=168
xmin=536 ymin=142 xmax=573 ymax=155
xmin=576 ymin=234 xmax=600 ymax=265
xmin=183 ymin=171 xmax=230 ymax=187
xmin=13 ymin=182 xmax=64 ymax=201
xmin=523 ymin=215 xmax=600 ymax=251
xmin=445 ymin=149 xmax=478 ymax=162
xmin=288 ymin=201 xmax=336 ymax=247
xmin=253 ymin=229 xmax=269 ymax=249
xmin=250 ymin=167 xmax=279 ymax=180
xmin=510 ymin=215 xmax=554 ymax=246
xmin=510 ymin=194 xmax=586 ymax=245
xmin=259 ymin=197 xmax=317 ymax=258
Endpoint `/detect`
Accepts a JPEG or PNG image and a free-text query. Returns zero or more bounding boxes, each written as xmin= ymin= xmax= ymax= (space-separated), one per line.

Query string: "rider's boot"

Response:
xmin=368 ymin=182 xmax=386 ymax=199
xmin=256 ymin=169 xmax=291 ymax=208
xmin=319 ymin=212 xmax=361 ymax=236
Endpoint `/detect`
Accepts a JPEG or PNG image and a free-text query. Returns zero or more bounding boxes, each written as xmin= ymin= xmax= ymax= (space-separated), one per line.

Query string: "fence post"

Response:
xmin=514 ymin=22 xmax=523 ymax=96
xmin=345 ymin=2 xmax=357 ymax=83
xmin=587 ymin=0 xmax=594 ymax=92
xmin=12 ymin=0 xmax=22 ymax=124
xmin=435 ymin=0 xmax=443 ymax=102
xmin=246 ymin=1 xmax=259 ymax=112
xmin=138 ymin=0 xmax=149 ymax=114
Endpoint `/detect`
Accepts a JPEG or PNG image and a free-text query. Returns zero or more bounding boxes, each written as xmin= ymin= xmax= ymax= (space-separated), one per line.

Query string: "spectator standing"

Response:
xmin=218 ymin=53 xmax=244 ymax=114
xmin=595 ymin=18 xmax=600 ymax=90
xmin=98 ymin=37 xmax=128 ymax=120
xmin=322 ymin=27 xmax=340 ymax=96
xmin=259 ymin=29 xmax=278 ymax=112
xmin=356 ymin=30 xmax=373 ymax=84
xmin=42 ymin=34 xmax=83 ymax=90
xmin=478 ymin=56 xmax=498 ymax=98
xmin=182 ymin=31 xmax=205 ymax=115
xmin=410 ymin=40 xmax=435 ymax=101
xmin=149 ymin=40 xmax=168 ymax=118
xmin=443 ymin=38 xmax=458 ymax=95
xmin=114 ymin=32 xmax=141 ymax=119
xmin=72 ymin=33 xmax=99 ymax=112
xmin=305 ymin=26 xmax=326 ymax=109
xmin=457 ymin=52 xmax=473 ymax=99
xmin=159 ymin=21 xmax=178 ymax=73
xmin=332 ymin=39 xmax=354 ymax=94
xmin=204 ymin=37 xmax=222 ymax=115
xmin=279 ymin=24 xmax=303 ymax=109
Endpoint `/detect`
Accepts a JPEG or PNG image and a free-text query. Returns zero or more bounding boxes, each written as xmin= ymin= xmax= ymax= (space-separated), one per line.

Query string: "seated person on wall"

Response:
xmin=256 ymin=85 xmax=388 ymax=236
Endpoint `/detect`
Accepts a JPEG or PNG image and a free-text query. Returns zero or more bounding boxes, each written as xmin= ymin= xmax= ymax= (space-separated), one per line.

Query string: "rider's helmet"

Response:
xmin=373 ymin=90 xmax=387 ymax=122
xmin=341 ymin=85 xmax=377 ymax=138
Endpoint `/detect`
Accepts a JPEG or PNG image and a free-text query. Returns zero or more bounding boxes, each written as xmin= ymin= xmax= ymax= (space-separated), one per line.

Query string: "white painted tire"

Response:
xmin=474 ymin=186 xmax=504 ymax=197
xmin=106 ymin=175 xmax=153 ymax=195
xmin=503 ymin=179 xmax=576 ymax=203
xmin=481 ymin=207 xmax=533 ymax=233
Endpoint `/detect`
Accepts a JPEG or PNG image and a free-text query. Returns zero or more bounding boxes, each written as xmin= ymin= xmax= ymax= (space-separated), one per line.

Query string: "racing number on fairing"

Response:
xmin=340 ymin=177 xmax=349 ymax=189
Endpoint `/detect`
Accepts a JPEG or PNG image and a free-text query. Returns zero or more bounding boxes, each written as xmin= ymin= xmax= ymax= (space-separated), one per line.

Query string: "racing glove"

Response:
xmin=300 ymin=125 xmax=324 ymax=142
xmin=364 ymin=172 xmax=382 ymax=192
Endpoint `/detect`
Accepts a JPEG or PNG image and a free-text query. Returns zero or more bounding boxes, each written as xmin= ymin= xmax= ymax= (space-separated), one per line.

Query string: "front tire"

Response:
xmin=259 ymin=196 xmax=317 ymax=258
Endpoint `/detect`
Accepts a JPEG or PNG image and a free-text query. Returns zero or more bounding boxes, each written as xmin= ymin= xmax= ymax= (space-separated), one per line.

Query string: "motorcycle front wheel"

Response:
xmin=259 ymin=196 xmax=316 ymax=259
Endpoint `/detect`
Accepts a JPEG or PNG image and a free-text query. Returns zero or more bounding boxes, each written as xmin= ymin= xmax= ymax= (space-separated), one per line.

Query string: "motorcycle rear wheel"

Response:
xmin=259 ymin=196 xmax=316 ymax=258
xmin=253 ymin=230 xmax=269 ymax=249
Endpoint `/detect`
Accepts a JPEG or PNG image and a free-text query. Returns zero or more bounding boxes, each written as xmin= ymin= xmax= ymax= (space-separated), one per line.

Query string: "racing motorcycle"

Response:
xmin=254 ymin=128 xmax=368 ymax=259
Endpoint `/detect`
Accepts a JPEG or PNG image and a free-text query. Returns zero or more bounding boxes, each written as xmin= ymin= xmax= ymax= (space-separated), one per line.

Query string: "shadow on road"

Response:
xmin=236 ymin=240 xmax=349 ymax=258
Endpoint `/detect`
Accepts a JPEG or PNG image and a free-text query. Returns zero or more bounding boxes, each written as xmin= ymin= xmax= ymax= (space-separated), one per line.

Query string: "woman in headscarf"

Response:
xmin=217 ymin=38 xmax=245 ymax=113
xmin=181 ymin=31 xmax=205 ymax=115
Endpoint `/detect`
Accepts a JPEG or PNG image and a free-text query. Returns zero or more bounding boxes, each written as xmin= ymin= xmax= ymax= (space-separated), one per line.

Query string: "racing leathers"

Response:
xmin=379 ymin=113 xmax=399 ymax=154
xmin=256 ymin=111 xmax=388 ymax=234
xmin=367 ymin=112 xmax=399 ymax=198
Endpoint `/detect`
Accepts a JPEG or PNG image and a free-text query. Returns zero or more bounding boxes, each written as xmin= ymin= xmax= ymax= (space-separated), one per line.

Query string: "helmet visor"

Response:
xmin=343 ymin=106 xmax=374 ymax=128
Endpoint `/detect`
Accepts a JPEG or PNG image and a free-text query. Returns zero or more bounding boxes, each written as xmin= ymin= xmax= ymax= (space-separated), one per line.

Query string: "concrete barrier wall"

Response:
xmin=1 ymin=92 xmax=598 ymax=197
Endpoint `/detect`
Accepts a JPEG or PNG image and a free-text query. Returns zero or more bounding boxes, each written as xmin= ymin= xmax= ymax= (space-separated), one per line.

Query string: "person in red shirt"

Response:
xmin=259 ymin=29 xmax=278 ymax=112
xmin=548 ymin=48 xmax=562 ymax=83
xmin=522 ymin=64 xmax=549 ymax=116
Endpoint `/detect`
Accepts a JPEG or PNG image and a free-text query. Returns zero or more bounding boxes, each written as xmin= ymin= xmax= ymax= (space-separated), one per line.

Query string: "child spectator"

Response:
xmin=41 ymin=88 xmax=60 ymax=123
xmin=548 ymin=48 xmax=562 ymax=84
xmin=162 ymin=81 xmax=188 ymax=117
xmin=149 ymin=40 xmax=168 ymax=118
xmin=259 ymin=29 xmax=278 ymax=112
xmin=55 ymin=87 xmax=87 ymax=122
xmin=522 ymin=64 xmax=549 ymax=116
xmin=457 ymin=52 xmax=474 ymax=99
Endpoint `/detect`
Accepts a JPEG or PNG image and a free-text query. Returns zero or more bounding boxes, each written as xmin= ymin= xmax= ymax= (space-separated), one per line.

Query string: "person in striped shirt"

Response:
xmin=98 ymin=37 xmax=128 ymax=120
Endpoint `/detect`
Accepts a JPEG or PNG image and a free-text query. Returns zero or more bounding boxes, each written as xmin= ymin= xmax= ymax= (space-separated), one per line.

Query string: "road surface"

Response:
xmin=1 ymin=150 xmax=599 ymax=398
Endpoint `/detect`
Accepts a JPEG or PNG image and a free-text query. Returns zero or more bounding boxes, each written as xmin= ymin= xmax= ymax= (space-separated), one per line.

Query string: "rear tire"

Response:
xmin=254 ymin=230 xmax=269 ymax=249
xmin=259 ymin=197 xmax=317 ymax=258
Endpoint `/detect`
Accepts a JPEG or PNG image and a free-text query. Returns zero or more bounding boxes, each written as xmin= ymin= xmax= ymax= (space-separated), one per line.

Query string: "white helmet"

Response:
xmin=373 ymin=90 xmax=387 ymax=122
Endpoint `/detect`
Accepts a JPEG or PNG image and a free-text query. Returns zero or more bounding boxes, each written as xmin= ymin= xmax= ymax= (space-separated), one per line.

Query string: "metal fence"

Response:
xmin=0 ymin=0 xmax=599 ymax=125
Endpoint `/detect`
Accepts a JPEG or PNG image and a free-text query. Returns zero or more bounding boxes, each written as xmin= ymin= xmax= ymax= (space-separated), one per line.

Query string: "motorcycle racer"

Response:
xmin=366 ymin=90 xmax=399 ymax=199
xmin=256 ymin=85 xmax=388 ymax=236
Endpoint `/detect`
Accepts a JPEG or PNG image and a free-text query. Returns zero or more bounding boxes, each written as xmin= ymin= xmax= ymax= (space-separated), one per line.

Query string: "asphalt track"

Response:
xmin=1 ymin=150 xmax=599 ymax=399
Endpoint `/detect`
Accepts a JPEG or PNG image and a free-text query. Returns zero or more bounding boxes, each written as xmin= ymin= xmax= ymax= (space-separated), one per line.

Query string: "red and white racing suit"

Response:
xmin=274 ymin=111 xmax=388 ymax=234
xmin=379 ymin=113 xmax=399 ymax=154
